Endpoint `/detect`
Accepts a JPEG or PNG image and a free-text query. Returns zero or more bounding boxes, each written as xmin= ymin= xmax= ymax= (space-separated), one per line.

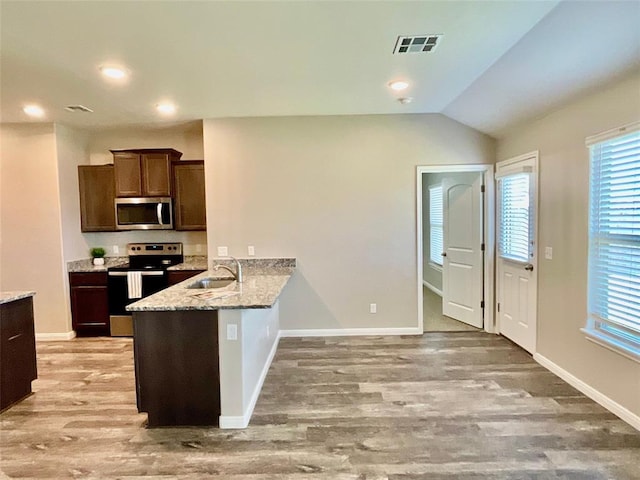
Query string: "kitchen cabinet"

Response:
xmin=173 ymin=160 xmax=206 ymax=230
xmin=78 ymin=165 xmax=116 ymax=232
xmin=69 ymin=272 xmax=110 ymax=336
xmin=0 ymin=297 xmax=37 ymax=412
xmin=111 ymin=149 xmax=182 ymax=197
xmin=167 ymin=269 xmax=206 ymax=286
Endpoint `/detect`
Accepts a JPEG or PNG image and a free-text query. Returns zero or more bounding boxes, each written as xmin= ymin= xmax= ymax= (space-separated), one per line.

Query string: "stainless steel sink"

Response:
xmin=186 ymin=278 xmax=235 ymax=289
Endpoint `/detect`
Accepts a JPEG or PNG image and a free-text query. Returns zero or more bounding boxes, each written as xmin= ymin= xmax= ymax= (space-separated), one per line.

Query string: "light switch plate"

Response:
xmin=370 ymin=303 xmax=377 ymax=314
xmin=217 ymin=246 xmax=228 ymax=257
xmin=227 ymin=324 xmax=238 ymax=341
xmin=113 ymin=245 xmax=119 ymax=254
xmin=545 ymin=246 xmax=553 ymax=260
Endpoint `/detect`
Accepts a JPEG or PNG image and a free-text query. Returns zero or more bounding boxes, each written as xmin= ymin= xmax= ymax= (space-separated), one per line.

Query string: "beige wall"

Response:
xmin=497 ymin=71 xmax=640 ymax=416
xmin=204 ymin=114 xmax=495 ymax=331
xmin=0 ymin=124 xmax=71 ymax=333
xmin=88 ymin=121 xmax=204 ymax=165
xmin=56 ymin=124 xmax=90 ymax=262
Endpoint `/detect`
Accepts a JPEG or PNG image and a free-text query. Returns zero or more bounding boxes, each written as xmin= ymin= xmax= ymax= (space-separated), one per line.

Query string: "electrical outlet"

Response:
xmin=113 ymin=245 xmax=119 ymax=255
xmin=217 ymin=246 xmax=228 ymax=257
xmin=248 ymin=245 xmax=255 ymax=256
xmin=227 ymin=324 xmax=238 ymax=341
xmin=545 ymin=246 xmax=553 ymax=260
xmin=370 ymin=303 xmax=377 ymax=314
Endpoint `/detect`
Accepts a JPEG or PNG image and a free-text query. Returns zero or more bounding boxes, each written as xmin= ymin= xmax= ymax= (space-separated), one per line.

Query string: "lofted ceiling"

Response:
xmin=1 ymin=1 xmax=638 ymax=137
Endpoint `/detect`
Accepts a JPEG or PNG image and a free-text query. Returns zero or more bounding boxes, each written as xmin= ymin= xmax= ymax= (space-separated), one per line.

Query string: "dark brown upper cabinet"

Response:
xmin=78 ymin=165 xmax=116 ymax=232
xmin=111 ymin=149 xmax=182 ymax=197
xmin=173 ymin=160 xmax=206 ymax=231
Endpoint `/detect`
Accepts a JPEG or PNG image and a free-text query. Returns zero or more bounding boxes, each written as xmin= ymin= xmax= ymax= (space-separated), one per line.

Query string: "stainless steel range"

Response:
xmin=107 ymin=243 xmax=183 ymax=336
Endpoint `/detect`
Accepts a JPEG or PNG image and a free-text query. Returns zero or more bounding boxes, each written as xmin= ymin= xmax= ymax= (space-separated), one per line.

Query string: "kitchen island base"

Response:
xmin=132 ymin=301 xmax=281 ymax=429
xmin=133 ymin=310 xmax=220 ymax=427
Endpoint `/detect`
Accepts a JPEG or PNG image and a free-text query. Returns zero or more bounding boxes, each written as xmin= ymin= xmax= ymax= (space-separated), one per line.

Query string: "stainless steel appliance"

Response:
xmin=107 ymin=243 xmax=183 ymax=336
xmin=115 ymin=197 xmax=173 ymax=230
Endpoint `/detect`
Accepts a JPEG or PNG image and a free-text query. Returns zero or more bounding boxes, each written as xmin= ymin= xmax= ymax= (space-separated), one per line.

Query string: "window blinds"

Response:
xmin=429 ymin=185 xmax=443 ymax=266
xmin=498 ymin=173 xmax=532 ymax=263
xmin=587 ymin=129 xmax=640 ymax=355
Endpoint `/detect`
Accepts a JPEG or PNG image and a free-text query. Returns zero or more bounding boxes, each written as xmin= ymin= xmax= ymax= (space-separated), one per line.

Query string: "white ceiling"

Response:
xmin=1 ymin=1 xmax=638 ymax=137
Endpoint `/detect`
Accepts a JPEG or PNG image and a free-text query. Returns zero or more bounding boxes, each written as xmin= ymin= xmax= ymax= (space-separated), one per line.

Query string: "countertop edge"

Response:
xmin=0 ymin=291 xmax=36 ymax=305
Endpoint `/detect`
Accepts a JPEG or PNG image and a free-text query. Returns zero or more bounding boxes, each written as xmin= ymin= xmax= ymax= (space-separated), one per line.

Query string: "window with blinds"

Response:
xmin=585 ymin=127 xmax=640 ymax=359
xmin=429 ymin=185 xmax=443 ymax=266
xmin=497 ymin=173 xmax=532 ymax=263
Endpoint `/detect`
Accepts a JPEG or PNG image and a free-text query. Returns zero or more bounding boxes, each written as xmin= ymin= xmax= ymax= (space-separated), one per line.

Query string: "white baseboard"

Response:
xmin=423 ymin=280 xmax=443 ymax=297
xmin=36 ymin=331 xmax=76 ymax=341
xmin=219 ymin=331 xmax=281 ymax=429
xmin=534 ymin=353 xmax=640 ymax=431
xmin=280 ymin=327 xmax=422 ymax=338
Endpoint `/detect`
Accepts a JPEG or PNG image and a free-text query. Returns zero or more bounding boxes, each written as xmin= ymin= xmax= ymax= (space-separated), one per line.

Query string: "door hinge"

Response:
xmin=480 ymin=300 xmax=484 ymax=309
xmin=481 ymin=243 xmax=485 ymax=251
xmin=497 ymin=302 xmax=501 ymax=312
xmin=481 ymin=185 xmax=485 ymax=193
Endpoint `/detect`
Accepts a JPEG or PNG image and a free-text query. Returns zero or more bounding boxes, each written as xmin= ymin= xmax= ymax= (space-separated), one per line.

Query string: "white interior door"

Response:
xmin=442 ymin=173 xmax=484 ymax=328
xmin=496 ymin=153 xmax=538 ymax=353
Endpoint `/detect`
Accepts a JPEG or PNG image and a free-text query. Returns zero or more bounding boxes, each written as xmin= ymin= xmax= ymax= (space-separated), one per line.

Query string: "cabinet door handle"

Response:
xmin=8 ymin=333 xmax=22 ymax=342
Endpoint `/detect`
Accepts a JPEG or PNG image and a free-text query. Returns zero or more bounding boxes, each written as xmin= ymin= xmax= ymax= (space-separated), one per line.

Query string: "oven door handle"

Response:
xmin=108 ymin=271 xmax=165 ymax=277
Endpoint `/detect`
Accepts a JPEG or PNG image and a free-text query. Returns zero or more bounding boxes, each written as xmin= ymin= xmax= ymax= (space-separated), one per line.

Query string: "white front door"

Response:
xmin=496 ymin=153 xmax=538 ymax=353
xmin=442 ymin=173 xmax=484 ymax=328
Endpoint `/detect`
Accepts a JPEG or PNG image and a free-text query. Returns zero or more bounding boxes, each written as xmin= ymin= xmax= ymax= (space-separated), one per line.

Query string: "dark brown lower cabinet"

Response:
xmin=69 ymin=272 xmax=110 ymax=336
xmin=133 ymin=310 xmax=220 ymax=427
xmin=0 ymin=297 xmax=37 ymax=412
xmin=167 ymin=270 xmax=205 ymax=286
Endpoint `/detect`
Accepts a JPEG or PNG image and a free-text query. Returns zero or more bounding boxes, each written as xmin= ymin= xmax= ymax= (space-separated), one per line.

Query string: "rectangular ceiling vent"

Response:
xmin=65 ymin=104 xmax=93 ymax=113
xmin=393 ymin=35 xmax=442 ymax=54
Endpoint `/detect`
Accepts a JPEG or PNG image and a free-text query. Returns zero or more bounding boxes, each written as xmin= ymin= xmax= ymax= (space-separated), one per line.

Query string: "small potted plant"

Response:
xmin=90 ymin=247 xmax=106 ymax=266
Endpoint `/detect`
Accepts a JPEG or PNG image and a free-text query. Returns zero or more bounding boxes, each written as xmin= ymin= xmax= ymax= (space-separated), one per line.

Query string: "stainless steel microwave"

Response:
xmin=115 ymin=197 xmax=173 ymax=230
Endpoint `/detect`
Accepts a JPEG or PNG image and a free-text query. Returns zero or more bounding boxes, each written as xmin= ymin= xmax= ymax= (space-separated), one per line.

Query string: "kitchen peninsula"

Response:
xmin=126 ymin=258 xmax=294 ymax=429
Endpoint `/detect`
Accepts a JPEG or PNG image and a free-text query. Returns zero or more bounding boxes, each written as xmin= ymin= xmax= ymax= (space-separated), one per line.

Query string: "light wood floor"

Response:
xmin=1 ymin=334 xmax=639 ymax=479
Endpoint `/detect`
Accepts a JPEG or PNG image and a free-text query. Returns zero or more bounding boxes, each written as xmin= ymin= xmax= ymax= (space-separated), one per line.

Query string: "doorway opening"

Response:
xmin=416 ymin=165 xmax=496 ymax=334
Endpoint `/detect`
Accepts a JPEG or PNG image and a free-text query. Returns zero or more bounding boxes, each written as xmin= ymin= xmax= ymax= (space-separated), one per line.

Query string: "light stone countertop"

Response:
xmin=166 ymin=256 xmax=208 ymax=271
xmin=126 ymin=266 xmax=294 ymax=311
xmin=0 ymin=291 xmax=36 ymax=305
xmin=67 ymin=257 xmax=129 ymax=273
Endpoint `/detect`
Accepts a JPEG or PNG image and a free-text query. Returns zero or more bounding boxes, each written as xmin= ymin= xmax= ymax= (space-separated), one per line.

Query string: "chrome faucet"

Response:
xmin=212 ymin=256 xmax=243 ymax=283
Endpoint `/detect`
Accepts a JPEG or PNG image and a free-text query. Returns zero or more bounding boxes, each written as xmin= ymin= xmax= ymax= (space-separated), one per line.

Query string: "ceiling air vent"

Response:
xmin=393 ymin=35 xmax=442 ymax=54
xmin=65 ymin=105 xmax=93 ymax=113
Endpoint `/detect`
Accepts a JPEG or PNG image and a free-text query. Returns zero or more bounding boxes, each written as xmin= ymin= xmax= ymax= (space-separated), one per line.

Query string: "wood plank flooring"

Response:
xmin=1 ymin=333 xmax=638 ymax=479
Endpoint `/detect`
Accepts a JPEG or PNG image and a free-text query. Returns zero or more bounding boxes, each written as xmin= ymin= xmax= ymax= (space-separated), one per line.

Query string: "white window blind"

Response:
xmin=429 ymin=185 xmax=443 ymax=266
xmin=498 ymin=173 xmax=532 ymax=263
xmin=586 ymin=128 xmax=640 ymax=359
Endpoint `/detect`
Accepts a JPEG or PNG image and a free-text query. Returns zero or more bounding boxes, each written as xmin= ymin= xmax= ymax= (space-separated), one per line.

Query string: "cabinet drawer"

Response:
xmin=69 ymin=272 xmax=108 ymax=287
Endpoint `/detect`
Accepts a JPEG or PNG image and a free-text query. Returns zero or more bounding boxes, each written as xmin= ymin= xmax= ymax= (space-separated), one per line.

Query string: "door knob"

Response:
xmin=441 ymin=252 xmax=447 ymax=257
xmin=524 ymin=264 xmax=534 ymax=271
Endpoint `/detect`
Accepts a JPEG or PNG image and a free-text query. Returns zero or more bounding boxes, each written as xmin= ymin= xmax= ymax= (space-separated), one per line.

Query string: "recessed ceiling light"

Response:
xmin=100 ymin=66 xmax=128 ymax=80
xmin=156 ymin=103 xmax=176 ymax=115
xmin=23 ymin=104 xmax=45 ymax=117
xmin=388 ymin=80 xmax=409 ymax=91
